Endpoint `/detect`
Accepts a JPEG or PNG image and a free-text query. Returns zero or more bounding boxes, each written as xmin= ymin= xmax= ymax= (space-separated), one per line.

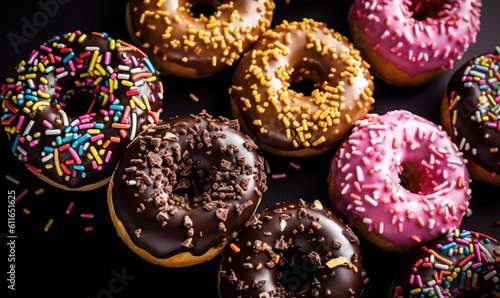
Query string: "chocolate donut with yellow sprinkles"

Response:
xmin=229 ymin=19 xmax=375 ymax=157
xmin=0 ymin=31 xmax=164 ymax=191
xmin=218 ymin=199 xmax=364 ymax=298
xmin=108 ymin=113 xmax=267 ymax=267
xmin=126 ymin=0 xmax=275 ymax=78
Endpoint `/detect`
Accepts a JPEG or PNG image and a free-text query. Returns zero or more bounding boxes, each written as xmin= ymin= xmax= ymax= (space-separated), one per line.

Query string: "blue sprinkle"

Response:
xmin=76 ymin=133 xmax=90 ymax=144
xmin=475 ymin=65 xmax=488 ymax=72
xmin=484 ymin=238 xmax=491 ymax=244
xmin=72 ymin=126 xmax=79 ymax=133
xmin=439 ymin=242 xmax=457 ymax=251
xmin=143 ymin=57 xmax=155 ymax=74
xmin=81 ymin=172 xmax=86 ymax=178
xmin=47 ymin=37 xmax=61 ymax=43
xmin=95 ymin=123 xmax=104 ymax=129
xmin=25 ymin=95 xmax=38 ymax=102
xmin=11 ymin=134 xmax=20 ymax=153
xmin=43 ymin=147 xmax=54 ymax=152
xmin=110 ymin=105 xmax=124 ymax=111
xmin=460 ymin=231 xmax=471 ymax=238
xmin=56 ymin=136 xmax=62 ymax=146
xmin=73 ymin=165 xmax=85 ymax=171
xmin=63 ymin=52 xmax=75 ymax=63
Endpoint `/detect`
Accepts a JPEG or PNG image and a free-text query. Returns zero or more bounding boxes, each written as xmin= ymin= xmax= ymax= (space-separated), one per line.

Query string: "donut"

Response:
xmin=390 ymin=229 xmax=500 ymax=298
xmin=218 ymin=199 xmax=365 ymax=298
xmin=107 ymin=113 xmax=267 ymax=267
xmin=230 ymin=19 xmax=375 ymax=157
xmin=0 ymin=31 xmax=164 ymax=191
xmin=348 ymin=0 xmax=482 ymax=86
xmin=126 ymin=0 xmax=275 ymax=78
xmin=327 ymin=110 xmax=471 ymax=253
xmin=441 ymin=49 xmax=500 ymax=186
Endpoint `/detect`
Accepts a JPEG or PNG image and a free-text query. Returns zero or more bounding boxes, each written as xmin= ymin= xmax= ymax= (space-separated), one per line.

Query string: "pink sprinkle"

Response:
xmin=15 ymin=189 xmax=29 ymax=202
xmin=80 ymin=213 xmax=94 ymax=219
xmin=68 ymin=60 xmax=76 ymax=72
xmin=416 ymin=275 xmax=423 ymax=288
xmin=42 ymin=120 xmax=52 ymax=128
xmin=131 ymin=56 xmax=138 ymax=67
xmin=78 ymin=123 xmax=94 ymax=130
xmin=105 ymin=151 xmax=112 ymax=163
xmin=289 ymin=161 xmax=301 ymax=170
xmin=16 ymin=115 xmax=25 ymax=130
xmin=66 ymin=202 xmax=75 ymax=214
xmin=29 ymin=139 xmax=39 ymax=147
xmin=272 ymin=173 xmax=286 ymax=179
xmin=90 ymin=134 xmax=104 ymax=142
xmin=104 ymin=52 xmax=111 ymax=65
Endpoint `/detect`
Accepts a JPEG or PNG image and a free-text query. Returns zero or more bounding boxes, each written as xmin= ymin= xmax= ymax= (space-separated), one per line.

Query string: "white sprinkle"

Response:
xmin=364 ymin=195 xmax=378 ymax=206
xmin=356 ymin=166 xmax=364 ymax=182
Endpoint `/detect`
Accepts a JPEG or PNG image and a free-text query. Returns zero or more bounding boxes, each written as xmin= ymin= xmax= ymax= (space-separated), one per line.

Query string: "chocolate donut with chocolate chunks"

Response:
xmin=218 ymin=199 xmax=364 ymax=298
xmin=108 ymin=113 xmax=267 ymax=267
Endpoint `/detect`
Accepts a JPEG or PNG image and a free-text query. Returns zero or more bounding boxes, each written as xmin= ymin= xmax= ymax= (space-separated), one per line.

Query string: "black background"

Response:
xmin=1 ymin=0 xmax=499 ymax=297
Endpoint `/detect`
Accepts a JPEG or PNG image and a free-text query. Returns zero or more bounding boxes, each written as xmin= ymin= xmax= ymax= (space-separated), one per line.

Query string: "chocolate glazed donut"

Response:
xmin=218 ymin=199 xmax=364 ymax=298
xmin=390 ymin=229 xmax=500 ymax=298
xmin=108 ymin=113 xmax=267 ymax=267
xmin=126 ymin=0 xmax=275 ymax=78
xmin=230 ymin=19 xmax=375 ymax=157
xmin=441 ymin=50 xmax=500 ymax=186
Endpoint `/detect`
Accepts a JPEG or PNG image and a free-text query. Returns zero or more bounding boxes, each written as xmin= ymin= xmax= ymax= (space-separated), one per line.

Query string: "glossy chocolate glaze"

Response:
xmin=110 ymin=113 xmax=267 ymax=258
xmin=0 ymin=31 xmax=163 ymax=190
xmin=127 ymin=0 xmax=275 ymax=76
xmin=391 ymin=229 xmax=500 ymax=298
xmin=230 ymin=19 xmax=375 ymax=155
xmin=445 ymin=51 xmax=500 ymax=176
xmin=219 ymin=200 xmax=364 ymax=298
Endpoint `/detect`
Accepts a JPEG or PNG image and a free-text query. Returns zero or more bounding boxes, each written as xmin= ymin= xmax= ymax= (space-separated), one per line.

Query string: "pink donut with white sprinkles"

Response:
xmin=327 ymin=110 xmax=471 ymax=253
xmin=1 ymin=31 xmax=164 ymax=191
xmin=348 ymin=0 xmax=481 ymax=86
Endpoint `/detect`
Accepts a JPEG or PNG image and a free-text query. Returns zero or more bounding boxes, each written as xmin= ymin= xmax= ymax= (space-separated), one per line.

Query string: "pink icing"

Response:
xmin=328 ymin=110 xmax=471 ymax=249
xmin=349 ymin=0 xmax=481 ymax=77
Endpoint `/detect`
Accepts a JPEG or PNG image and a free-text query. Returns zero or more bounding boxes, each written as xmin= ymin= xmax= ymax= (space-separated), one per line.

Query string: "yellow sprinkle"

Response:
xmin=189 ymin=93 xmax=200 ymax=102
xmin=23 ymin=208 xmax=30 ymax=215
xmin=35 ymin=188 xmax=44 ymax=195
xmin=110 ymin=39 xmax=116 ymax=50
xmin=312 ymin=136 xmax=326 ymax=147
xmin=40 ymin=77 xmax=48 ymax=85
xmin=409 ymin=289 xmax=422 ymax=295
xmin=68 ymin=32 xmax=76 ymax=42
xmin=44 ymin=218 xmax=54 ymax=232
xmin=88 ymin=51 xmax=99 ymax=73
xmin=87 ymin=129 xmax=101 ymax=134
xmin=131 ymin=96 xmax=146 ymax=110
xmin=121 ymin=80 xmax=133 ymax=87
xmin=78 ymin=34 xmax=87 ymax=43
xmin=54 ymin=148 xmax=63 ymax=177
xmin=90 ymin=146 xmax=103 ymax=164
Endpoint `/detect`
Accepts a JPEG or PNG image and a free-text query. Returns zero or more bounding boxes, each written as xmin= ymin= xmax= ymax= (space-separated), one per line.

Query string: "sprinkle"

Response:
xmin=271 ymin=173 xmax=286 ymax=179
xmin=80 ymin=213 xmax=94 ymax=219
xmin=289 ymin=161 xmax=301 ymax=170
xmin=15 ymin=189 xmax=29 ymax=202
xmin=34 ymin=188 xmax=45 ymax=195
xmin=230 ymin=243 xmax=240 ymax=253
xmin=5 ymin=175 xmax=20 ymax=185
xmin=44 ymin=218 xmax=54 ymax=232
xmin=84 ymin=226 xmax=94 ymax=232
xmin=189 ymin=93 xmax=200 ymax=102
xmin=23 ymin=208 xmax=31 ymax=215
xmin=65 ymin=202 xmax=75 ymax=215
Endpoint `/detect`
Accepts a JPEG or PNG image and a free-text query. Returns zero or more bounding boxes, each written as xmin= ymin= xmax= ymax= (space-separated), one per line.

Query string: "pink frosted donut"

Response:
xmin=348 ymin=0 xmax=481 ymax=86
xmin=327 ymin=110 xmax=471 ymax=253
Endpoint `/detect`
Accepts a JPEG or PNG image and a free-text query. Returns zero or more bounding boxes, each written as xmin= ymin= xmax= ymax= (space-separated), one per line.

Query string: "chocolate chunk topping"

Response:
xmin=342 ymin=227 xmax=360 ymax=245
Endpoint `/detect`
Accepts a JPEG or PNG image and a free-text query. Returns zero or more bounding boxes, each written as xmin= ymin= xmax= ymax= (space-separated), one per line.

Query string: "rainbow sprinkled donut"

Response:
xmin=0 ymin=31 xmax=164 ymax=191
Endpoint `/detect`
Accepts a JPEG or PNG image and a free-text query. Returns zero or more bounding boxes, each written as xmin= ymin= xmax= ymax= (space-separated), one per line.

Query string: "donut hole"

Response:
xmin=60 ymin=91 xmax=96 ymax=118
xmin=288 ymin=61 xmax=326 ymax=96
xmin=406 ymin=0 xmax=449 ymax=21
xmin=184 ymin=0 xmax=227 ymax=18
xmin=399 ymin=162 xmax=424 ymax=194
xmin=276 ymin=252 xmax=326 ymax=295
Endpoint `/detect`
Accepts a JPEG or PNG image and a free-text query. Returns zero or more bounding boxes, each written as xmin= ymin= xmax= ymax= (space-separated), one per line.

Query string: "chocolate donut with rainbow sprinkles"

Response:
xmin=328 ymin=110 xmax=471 ymax=253
xmin=0 ymin=31 xmax=164 ymax=191
xmin=441 ymin=47 xmax=500 ymax=186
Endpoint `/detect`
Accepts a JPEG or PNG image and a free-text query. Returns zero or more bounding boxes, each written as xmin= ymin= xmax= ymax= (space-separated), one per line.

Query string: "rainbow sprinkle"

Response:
xmin=393 ymin=229 xmax=500 ymax=297
xmin=0 ymin=31 xmax=163 ymax=189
